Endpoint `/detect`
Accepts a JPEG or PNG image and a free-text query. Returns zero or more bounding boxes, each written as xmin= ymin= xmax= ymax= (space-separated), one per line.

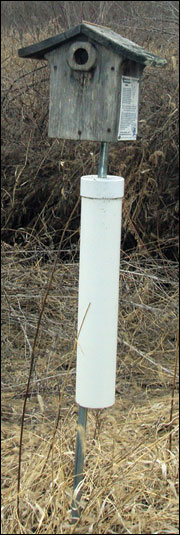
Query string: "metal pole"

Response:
xmin=98 ymin=141 xmax=109 ymax=178
xmin=72 ymin=406 xmax=87 ymax=522
xmin=72 ymin=141 xmax=109 ymax=523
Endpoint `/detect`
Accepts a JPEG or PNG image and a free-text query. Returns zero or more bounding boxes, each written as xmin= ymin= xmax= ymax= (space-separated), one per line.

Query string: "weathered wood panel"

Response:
xmin=46 ymin=38 xmax=123 ymax=141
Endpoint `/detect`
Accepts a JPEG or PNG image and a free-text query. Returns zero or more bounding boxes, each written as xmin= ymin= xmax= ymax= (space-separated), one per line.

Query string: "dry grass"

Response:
xmin=1 ymin=11 xmax=179 ymax=533
xmin=1 ymin=397 xmax=179 ymax=534
xmin=1 ymin=244 xmax=179 ymax=534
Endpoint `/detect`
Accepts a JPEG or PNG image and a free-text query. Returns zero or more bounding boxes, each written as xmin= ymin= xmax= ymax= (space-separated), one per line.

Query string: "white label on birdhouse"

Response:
xmin=118 ymin=76 xmax=139 ymax=140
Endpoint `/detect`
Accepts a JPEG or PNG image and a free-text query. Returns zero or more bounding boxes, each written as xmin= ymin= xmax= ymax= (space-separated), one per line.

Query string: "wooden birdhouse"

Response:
xmin=18 ymin=23 xmax=167 ymax=142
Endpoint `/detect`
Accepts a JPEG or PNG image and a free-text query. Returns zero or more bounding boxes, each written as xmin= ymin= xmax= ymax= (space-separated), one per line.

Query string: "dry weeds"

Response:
xmin=1 ymin=12 xmax=179 ymax=534
xmin=1 ymin=244 xmax=179 ymax=534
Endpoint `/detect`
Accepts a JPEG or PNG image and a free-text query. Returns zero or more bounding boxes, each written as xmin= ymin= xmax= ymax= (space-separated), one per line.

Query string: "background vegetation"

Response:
xmin=1 ymin=2 xmax=179 ymax=534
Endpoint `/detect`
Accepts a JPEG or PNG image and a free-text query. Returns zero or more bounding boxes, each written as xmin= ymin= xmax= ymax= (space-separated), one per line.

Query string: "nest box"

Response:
xmin=18 ymin=23 xmax=167 ymax=142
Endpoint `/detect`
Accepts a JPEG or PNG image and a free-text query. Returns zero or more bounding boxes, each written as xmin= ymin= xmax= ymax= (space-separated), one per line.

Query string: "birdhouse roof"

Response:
xmin=18 ymin=22 xmax=167 ymax=67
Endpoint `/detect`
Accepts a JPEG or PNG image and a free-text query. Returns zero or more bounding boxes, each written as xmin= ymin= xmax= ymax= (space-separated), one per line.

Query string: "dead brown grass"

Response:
xmin=1 ymin=14 xmax=179 ymax=533
xmin=1 ymin=244 xmax=179 ymax=534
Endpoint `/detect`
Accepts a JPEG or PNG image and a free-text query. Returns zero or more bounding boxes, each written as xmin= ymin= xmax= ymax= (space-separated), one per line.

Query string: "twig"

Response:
xmin=168 ymin=319 xmax=179 ymax=454
xmin=40 ymin=302 xmax=91 ymax=476
xmin=17 ymin=196 xmax=80 ymax=520
xmin=1 ymin=65 xmax=47 ymax=107
xmin=4 ymin=133 xmax=32 ymax=229
xmin=119 ymin=337 xmax=179 ymax=378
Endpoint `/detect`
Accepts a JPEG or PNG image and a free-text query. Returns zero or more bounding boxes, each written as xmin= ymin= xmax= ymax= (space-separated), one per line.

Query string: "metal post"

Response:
xmin=72 ymin=141 xmax=109 ymax=523
xmin=98 ymin=141 xmax=109 ymax=178
xmin=72 ymin=406 xmax=87 ymax=522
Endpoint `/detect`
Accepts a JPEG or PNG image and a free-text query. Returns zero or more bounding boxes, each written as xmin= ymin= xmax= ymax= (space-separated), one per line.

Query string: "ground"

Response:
xmin=1 ymin=245 xmax=179 ymax=534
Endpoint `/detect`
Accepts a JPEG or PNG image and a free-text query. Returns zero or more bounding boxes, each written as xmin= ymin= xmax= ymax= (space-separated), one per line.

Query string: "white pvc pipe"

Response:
xmin=76 ymin=175 xmax=124 ymax=409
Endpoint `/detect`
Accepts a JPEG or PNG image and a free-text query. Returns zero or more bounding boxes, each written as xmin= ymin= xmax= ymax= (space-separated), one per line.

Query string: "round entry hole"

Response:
xmin=74 ymin=48 xmax=89 ymax=65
